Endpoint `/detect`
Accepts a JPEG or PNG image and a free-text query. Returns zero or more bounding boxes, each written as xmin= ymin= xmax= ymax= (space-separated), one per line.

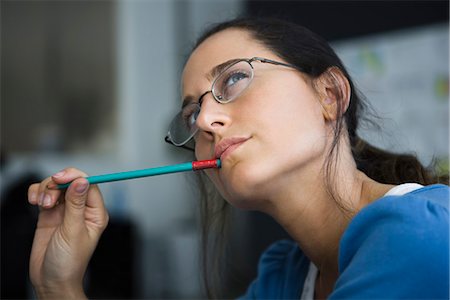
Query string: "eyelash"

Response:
xmin=222 ymin=70 xmax=249 ymax=86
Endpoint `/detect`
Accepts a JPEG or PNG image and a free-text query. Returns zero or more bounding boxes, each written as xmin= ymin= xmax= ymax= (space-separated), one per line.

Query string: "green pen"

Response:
xmin=50 ymin=159 xmax=221 ymax=190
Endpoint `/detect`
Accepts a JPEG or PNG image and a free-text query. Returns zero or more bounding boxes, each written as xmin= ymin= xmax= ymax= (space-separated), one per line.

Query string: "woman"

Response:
xmin=28 ymin=18 xmax=449 ymax=299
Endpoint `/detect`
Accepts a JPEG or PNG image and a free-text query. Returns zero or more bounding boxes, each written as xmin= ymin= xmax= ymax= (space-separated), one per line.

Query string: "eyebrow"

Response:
xmin=181 ymin=58 xmax=244 ymax=108
xmin=206 ymin=58 xmax=242 ymax=82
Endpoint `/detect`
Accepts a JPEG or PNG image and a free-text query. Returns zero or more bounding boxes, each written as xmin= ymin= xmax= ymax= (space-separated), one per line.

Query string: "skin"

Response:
xmin=28 ymin=170 xmax=108 ymax=299
xmin=28 ymin=28 xmax=394 ymax=298
xmin=183 ymin=29 xmax=395 ymax=298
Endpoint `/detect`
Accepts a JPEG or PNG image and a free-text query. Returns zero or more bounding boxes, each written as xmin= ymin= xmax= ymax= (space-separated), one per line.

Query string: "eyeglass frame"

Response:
xmin=165 ymin=56 xmax=303 ymax=151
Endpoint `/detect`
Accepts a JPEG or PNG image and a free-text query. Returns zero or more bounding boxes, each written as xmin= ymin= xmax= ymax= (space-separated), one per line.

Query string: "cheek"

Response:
xmin=218 ymin=82 xmax=327 ymax=199
xmin=248 ymin=77 xmax=326 ymax=142
xmin=259 ymin=90 xmax=327 ymax=169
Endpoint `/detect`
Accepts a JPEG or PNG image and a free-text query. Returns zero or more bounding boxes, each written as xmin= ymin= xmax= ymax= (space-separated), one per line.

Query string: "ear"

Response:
xmin=315 ymin=67 xmax=351 ymax=121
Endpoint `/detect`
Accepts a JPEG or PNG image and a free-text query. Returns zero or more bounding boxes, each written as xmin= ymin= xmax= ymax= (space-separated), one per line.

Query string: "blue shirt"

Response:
xmin=239 ymin=184 xmax=449 ymax=299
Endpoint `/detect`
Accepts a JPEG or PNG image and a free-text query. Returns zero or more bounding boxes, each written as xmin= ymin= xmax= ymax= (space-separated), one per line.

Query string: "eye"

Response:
xmin=223 ymin=71 xmax=249 ymax=87
xmin=181 ymin=104 xmax=200 ymax=131
xmin=218 ymin=69 xmax=251 ymax=100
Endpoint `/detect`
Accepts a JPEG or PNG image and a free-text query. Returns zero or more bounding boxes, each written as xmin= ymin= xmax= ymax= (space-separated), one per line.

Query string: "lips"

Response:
xmin=214 ymin=137 xmax=250 ymax=160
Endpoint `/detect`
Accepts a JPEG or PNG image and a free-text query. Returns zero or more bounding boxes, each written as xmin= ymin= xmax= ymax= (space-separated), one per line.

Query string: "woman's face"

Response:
xmin=182 ymin=29 xmax=330 ymax=209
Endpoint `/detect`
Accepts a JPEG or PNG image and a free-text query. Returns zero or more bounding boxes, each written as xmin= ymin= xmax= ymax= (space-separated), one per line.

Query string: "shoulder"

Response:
xmin=331 ymin=184 xmax=449 ymax=299
xmin=238 ymin=240 xmax=309 ymax=299
xmin=340 ymin=183 xmax=448 ymax=256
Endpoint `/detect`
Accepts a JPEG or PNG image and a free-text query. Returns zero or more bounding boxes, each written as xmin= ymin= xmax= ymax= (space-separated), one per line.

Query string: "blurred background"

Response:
xmin=1 ymin=0 xmax=448 ymax=298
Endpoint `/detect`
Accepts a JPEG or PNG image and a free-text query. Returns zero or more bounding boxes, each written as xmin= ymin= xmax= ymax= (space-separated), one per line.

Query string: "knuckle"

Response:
xmin=65 ymin=167 xmax=77 ymax=173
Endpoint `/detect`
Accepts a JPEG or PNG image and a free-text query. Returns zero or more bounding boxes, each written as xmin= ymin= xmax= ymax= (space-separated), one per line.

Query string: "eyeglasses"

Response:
xmin=165 ymin=57 xmax=299 ymax=150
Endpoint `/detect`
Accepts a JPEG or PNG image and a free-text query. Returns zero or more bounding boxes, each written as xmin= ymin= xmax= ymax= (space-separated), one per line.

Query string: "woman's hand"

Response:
xmin=28 ymin=168 xmax=109 ymax=299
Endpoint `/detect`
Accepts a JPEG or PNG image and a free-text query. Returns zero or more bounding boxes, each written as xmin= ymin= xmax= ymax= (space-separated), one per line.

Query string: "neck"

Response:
xmin=259 ymin=145 xmax=394 ymax=297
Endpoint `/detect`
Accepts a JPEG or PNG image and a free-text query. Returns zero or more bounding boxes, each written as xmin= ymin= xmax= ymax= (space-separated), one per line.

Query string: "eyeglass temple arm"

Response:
xmin=251 ymin=57 xmax=294 ymax=68
xmin=252 ymin=57 xmax=307 ymax=73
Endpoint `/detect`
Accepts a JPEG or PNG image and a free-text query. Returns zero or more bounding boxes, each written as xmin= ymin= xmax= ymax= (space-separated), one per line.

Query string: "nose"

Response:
xmin=195 ymin=92 xmax=230 ymax=138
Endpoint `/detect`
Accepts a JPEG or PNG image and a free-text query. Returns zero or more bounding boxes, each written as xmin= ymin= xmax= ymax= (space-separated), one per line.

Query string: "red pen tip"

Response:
xmin=192 ymin=159 xmax=221 ymax=170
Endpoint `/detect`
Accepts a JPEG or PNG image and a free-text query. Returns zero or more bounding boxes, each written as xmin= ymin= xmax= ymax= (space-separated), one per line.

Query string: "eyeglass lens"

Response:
xmin=212 ymin=60 xmax=254 ymax=103
xmin=169 ymin=60 xmax=254 ymax=146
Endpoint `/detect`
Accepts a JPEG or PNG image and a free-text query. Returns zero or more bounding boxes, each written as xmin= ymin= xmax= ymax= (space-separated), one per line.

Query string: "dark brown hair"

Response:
xmin=189 ymin=17 xmax=446 ymax=298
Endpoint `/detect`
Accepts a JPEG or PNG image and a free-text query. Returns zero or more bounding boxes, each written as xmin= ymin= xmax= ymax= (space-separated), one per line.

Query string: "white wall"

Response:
xmin=333 ymin=24 xmax=449 ymax=167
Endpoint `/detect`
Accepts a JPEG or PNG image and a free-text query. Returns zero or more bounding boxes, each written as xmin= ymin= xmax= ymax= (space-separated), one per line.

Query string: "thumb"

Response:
xmin=64 ymin=178 xmax=90 ymax=229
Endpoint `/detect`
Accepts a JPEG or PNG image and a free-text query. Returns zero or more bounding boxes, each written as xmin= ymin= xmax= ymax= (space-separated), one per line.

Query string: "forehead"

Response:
xmin=182 ymin=29 xmax=275 ymax=93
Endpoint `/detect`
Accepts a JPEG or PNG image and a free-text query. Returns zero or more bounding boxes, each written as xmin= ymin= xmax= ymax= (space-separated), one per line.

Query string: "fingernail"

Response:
xmin=43 ymin=194 xmax=52 ymax=207
xmin=38 ymin=193 xmax=45 ymax=206
xmin=75 ymin=181 xmax=88 ymax=194
xmin=52 ymin=170 xmax=65 ymax=178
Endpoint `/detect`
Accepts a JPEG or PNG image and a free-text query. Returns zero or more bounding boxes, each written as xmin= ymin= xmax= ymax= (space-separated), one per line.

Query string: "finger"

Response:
xmin=40 ymin=190 xmax=65 ymax=209
xmin=40 ymin=168 xmax=89 ymax=209
xmin=37 ymin=176 xmax=63 ymax=209
xmin=85 ymin=185 xmax=105 ymax=210
xmin=85 ymin=185 xmax=109 ymax=230
xmin=50 ymin=168 xmax=106 ymax=219
xmin=28 ymin=183 xmax=40 ymax=205
xmin=63 ymin=177 xmax=89 ymax=230
xmin=50 ymin=167 xmax=88 ymax=186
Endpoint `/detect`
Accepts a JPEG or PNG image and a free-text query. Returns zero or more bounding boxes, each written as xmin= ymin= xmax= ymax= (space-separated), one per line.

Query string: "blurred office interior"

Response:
xmin=1 ymin=0 xmax=448 ymax=298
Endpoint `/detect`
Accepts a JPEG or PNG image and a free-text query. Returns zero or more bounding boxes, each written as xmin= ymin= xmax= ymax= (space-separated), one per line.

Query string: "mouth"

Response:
xmin=214 ymin=137 xmax=250 ymax=160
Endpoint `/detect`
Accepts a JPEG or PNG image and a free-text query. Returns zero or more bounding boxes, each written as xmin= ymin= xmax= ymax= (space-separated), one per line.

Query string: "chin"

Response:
xmin=218 ymin=160 xmax=273 ymax=210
